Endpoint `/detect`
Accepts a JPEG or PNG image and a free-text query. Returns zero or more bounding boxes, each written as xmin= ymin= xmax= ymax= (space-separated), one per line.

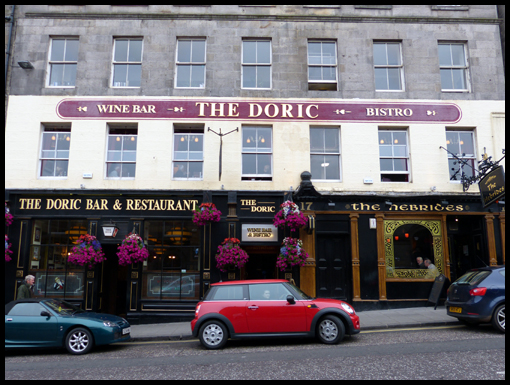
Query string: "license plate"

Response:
xmin=122 ymin=327 xmax=131 ymax=335
xmin=449 ymin=307 xmax=462 ymax=314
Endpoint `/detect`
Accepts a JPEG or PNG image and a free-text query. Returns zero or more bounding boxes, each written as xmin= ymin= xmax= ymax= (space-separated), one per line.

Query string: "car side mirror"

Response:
xmin=286 ymin=295 xmax=295 ymax=305
xmin=41 ymin=311 xmax=51 ymax=317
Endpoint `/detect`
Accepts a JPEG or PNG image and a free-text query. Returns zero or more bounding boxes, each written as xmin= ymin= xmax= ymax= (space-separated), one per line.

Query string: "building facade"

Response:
xmin=5 ymin=5 xmax=505 ymax=322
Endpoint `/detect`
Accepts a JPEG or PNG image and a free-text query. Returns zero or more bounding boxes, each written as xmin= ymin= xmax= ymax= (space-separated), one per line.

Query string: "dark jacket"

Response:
xmin=17 ymin=282 xmax=34 ymax=299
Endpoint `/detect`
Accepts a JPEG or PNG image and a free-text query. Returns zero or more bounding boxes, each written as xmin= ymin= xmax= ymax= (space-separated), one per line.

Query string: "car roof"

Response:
xmin=469 ymin=265 xmax=505 ymax=272
xmin=211 ymin=279 xmax=289 ymax=286
xmin=5 ymin=298 xmax=46 ymax=315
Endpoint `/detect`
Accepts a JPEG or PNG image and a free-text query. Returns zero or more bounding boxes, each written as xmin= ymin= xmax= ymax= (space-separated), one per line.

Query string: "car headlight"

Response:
xmin=103 ymin=321 xmax=115 ymax=327
xmin=341 ymin=303 xmax=354 ymax=314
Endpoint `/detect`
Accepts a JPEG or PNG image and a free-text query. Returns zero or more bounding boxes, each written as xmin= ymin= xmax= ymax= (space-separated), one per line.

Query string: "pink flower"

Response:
xmin=215 ymin=238 xmax=249 ymax=272
xmin=68 ymin=234 xmax=106 ymax=269
xmin=5 ymin=235 xmax=13 ymax=262
xmin=276 ymin=237 xmax=309 ymax=271
xmin=193 ymin=203 xmax=222 ymax=226
xmin=117 ymin=233 xmax=149 ymax=266
xmin=273 ymin=201 xmax=307 ymax=232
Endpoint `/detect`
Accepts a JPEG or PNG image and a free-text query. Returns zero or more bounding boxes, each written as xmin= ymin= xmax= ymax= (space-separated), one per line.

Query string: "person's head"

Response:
xmin=424 ymin=259 xmax=432 ymax=267
xmin=416 ymin=257 xmax=423 ymax=265
xmin=263 ymin=290 xmax=270 ymax=299
xmin=25 ymin=275 xmax=35 ymax=285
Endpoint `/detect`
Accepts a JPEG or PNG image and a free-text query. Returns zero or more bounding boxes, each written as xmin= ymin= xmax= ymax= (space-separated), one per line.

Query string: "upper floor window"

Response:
xmin=175 ymin=39 xmax=206 ymax=88
xmin=379 ymin=129 xmax=409 ymax=182
xmin=242 ymin=40 xmax=271 ymax=89
xmin=242 ymin=126 xmax=272 ymax=180
xmin=47 ymin=38 xmax=79 ymax=87
xmin=106 ymin=126 xmax=137 ymax=178
xmin=112 ymin=38 xmax=143 ymax=87
xmin=40 ymin=127 xmax=71 ymax=177
xmin=173 ymin=125 xmax=204 ymax=180
xmin=445 ymin=130 xmax=476 ymax=181
xmin=310 ymin=126 xmax=341 ymax=181
xmin=308 ymin=41 xmax=338 ymax=91
xmin=438 ymin=42 xmax=469 ymax=92
xmin=373 ymin=42 xmax=404 ymax=91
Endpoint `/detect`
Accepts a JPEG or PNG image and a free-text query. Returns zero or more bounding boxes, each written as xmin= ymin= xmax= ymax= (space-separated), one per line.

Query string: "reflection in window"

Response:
xmin=106 ymin=126 xmax=137 ymax=178
xmin=40 ymin=128 xmax=71 ymax=177
xmin=176 ymin=39 xmax=206 ymax=88
xmin=242 ymin=126 xmax=272 ymax=181
xmin=379 ymin=130 xmax=409 ymax=182
xmin=310 ymin=127 xmax=340 ymax=181
xmin=173 ymin=126 xmax=204 ymax=180
xmin=27 ymin=219 xmax=87 ymax=299
xmin=112 ymin=38 xmax=143 ymax=87
xmin=445 ymin=130 xmax=476 ymax=181
xmin=142 ymin=221 xmax=200 ymax=300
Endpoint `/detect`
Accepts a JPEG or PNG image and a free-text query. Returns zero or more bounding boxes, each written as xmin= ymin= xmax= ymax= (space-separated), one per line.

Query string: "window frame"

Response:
xmin=373 ymin=41 xmax=405 ymax=92
xmin=438 ymin=42 xmax=470 ymax=92
xmin=445 ymin=129 xmax=477 ymax=183
xmin=309 ymin=126 xmax=341 ymax=182
xmin=241 ymin=39 xmax=272 ymax=90
xmin=46 ymin=37 xmax=79 ymax=88
xmin=39 ymin=127 xmax=71 ymax=178
xmin=307 ymin=40 xmax=338 ymax=91
xmin=111 ymin=37 xmax=143 ymax=88
xmin=378 ymin=128 xmax=410 ymax=182
xmin=175 ymin=38 xmax=206 ymax=89
xmin=105 ymin=126 xmax=138 ymax=179
xmin=172 ymin=127 xmax=205 ymax=180
xmin=241 ymin=126 xmax=273 ymax=181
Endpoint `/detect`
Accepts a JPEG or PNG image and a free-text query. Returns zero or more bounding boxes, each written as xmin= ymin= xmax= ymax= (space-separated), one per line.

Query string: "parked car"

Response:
xmin=446 ymin=266 xmax=505 ymax=333
xmin=5 ymin=298 xmax=131 ymax=354
xmin=191 ymin=279 xmax=360 ymax=349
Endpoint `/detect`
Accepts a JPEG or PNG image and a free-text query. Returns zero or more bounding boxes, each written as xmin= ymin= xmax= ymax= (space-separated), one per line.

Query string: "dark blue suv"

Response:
xmin=446 ymin=266 xmax=505 ymax=333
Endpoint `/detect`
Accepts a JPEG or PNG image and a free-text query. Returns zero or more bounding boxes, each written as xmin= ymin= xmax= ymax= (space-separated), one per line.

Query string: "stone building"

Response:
xmin=5 ymin=5 xmax=505 ymax=322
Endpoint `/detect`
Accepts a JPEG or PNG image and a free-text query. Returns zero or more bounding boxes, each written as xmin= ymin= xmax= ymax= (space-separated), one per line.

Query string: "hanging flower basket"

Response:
xmin=5 ymin=235 xmax=13 ymax=262
xmin=273 ymin=201 xmax=308 ymax=232
xmin=68 ymin=234 xmax=106 ymax=268
xmin=5 ymin=203 xmax=13 ymax=227
xmin=117 ymin=233 xmax=149 ymax=266
xmin=276 ymin=237 xmax=309 ymax=271
xmin=192 ymin=203 xmax=222 ymax=226
xmin=215 ymin=238 xmax=249 ymax=272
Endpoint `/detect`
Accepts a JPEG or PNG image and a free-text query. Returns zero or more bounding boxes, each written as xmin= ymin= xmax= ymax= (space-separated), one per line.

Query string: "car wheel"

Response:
xmin=199 ymin=320 xmax=228 ymax=349
xmin=65 ymin=327 xmax=94 ymax=355
xmin=491 ymin=304 xmax=505 ymax=333
xmin=317 ymin=315 xmax=345 ymax=344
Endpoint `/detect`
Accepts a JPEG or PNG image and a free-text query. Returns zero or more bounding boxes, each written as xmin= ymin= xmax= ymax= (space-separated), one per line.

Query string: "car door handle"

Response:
xmin=248 ymin=305 xmax=259 ymax=310
xmin=6 ymin=318 xmax=13 ymax=322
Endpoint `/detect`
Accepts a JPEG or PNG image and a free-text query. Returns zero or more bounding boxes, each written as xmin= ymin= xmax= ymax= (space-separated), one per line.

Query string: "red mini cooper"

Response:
xmin=191 ymin=279 xmax=360 ymax=349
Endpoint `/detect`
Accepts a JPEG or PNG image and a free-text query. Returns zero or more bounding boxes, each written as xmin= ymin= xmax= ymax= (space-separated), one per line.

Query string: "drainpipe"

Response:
xmin=5 ymin=5 xmax=16 ymax=95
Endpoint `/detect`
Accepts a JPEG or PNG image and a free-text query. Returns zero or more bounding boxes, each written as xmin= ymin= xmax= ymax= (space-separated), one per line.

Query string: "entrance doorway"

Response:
xmin=241 ymin=246 xmax=279 ymax=280
xmin=316 ymin=233 xmax=351 ymax=301
xmin=101 ymin=244 xmax=128 ymax=317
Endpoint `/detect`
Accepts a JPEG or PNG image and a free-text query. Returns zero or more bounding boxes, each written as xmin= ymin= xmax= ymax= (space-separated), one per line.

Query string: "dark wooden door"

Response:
xmin=316 ymin=234 xmax=350 ymax=301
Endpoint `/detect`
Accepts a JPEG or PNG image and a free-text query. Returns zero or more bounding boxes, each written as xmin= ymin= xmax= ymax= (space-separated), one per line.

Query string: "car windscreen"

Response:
xmin=454 ymin=270 xmax=491 ymax=285
xmin=287 ymin=282 xmax=313 ymax=300
xmin=43 ymin=299 xmax=83 ymax=315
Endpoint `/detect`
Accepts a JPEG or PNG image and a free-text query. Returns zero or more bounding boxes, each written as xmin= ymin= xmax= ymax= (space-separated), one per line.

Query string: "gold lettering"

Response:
xmin=86 ymin=199 xmax=94 ymax=210
xmin=196 ymin=102 xmax=209 ymax=117
xmin=306 ymin=105 xmax=319 ymax=119
xmin=101 ymin=199 xmax=108 ymax=210
xmin=210 ymin=103 xmax=225 ymax=117
xmin=228 ymin=103 xmax=240 ymax=117
xmin=366 ymin=108 xmax=375 ymax=116
xmin=297 ymin=104 xmax=304 ymax=118
xmin=61 ymin=200 xmax=70 ymax=210
xmin=249 ymin=103 xmax=263 ymax=118
xmin=126 ymin=199 xmax=134 ymax=210
xmin=456 ymin=205 xmax=464 ymax=212
xmin=97 ymin=105 xmax=108 ymax=113
xmin=281 ymin=104 xmax=293 ymax=118
xmin=73 ymin=199 xmax=81 ymax=210
xmin=372 ymin=204 xmax=380 ymax=211
xmin=175 ymin=200 xmax=183 ymax=210
xmin=264 ymin=103 xmax=279 ymax=118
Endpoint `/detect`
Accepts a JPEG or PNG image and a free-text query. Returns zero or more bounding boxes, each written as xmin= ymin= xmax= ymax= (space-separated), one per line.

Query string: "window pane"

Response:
xmin=243 ymin=41 xmax=256 ymax=64
xmin=256 ymin=66 xmax=271 ymax=88
xmin=451 ymin=44 xmax=465 ymax=66
xmin=176 ymin=65 xmax=191 ymax=87
xmin=242 ymin=154 xmax=257 ymax=174
xmin=446 ymin=132 xmax=459 ymax=154
xmin=123 ymin=135 xmax=137 ymax=151
xmin=393 ymin=158 xmax=408 ymax=171
xmin=49 ymin=64 xmax=64 ymax=86
xmin=308 ymin=42 xmax=322 ymax=65
xmin=257 ymin=41 xmax=271 ymax=64
xmin=189 ymin=135 xmax=203 ymax=152
xmin=308 ymin=66 xmax=322 ymax=81
xmin=452 ymin=69 xmax=466 ymax=89
xmin=440 ymin=69 xmax=453 ymax=89
xmin=107 ymin=151 xmax=121 ymax=161
xmin=191 ymin=40 xmax=205 ymax=62
xmin=51 ymin=40 xmax=65 ymax=61
xmin=188 ymin=162 xmax=203 ymax=178
xmin=128 ymin=40 xmax=143 ymax=62
xmin=378 ymin=132 xmax=392 ymax=145
xmin=173 ymin=162 xmax=188 ymax=178
xmin=62 ymin=64 xmax=77 ymax=86
xmin=373 ymin=44 xmax=387 ymax=66
xmin=387 ymin=68 xmax=401 ymax=90
xmin=121 ymin=163 xmax=136 ymax=178
xmin=55 ymin=160 xmax=68 ymax=176
xmin=324 ymin=129 xmax=339 ymax=152
xmin=374 ymin=67 xmax=388 ymax=90
xmin=122 ymin=151 xmax=137 ymax=162
xmin=322 ymin=66 xmax=336 ymax=81
xmin=393 ymin=132 xmax=406 ymax=145
xmin=459 ymin=132 xmax=474 ymax=155
xmin=41 ymin=160 xmax=55 ymax=176
xmin=242 ymin=66 xmax=256 ymax=88
xmin=107 ymin=163 xmax=121 ymax=177
xmin=243 ymin=128 xmax=257 ymax=150
xmin=127 ymin=64 xmax=141 ymax=87
xmin=190 ymin=65 xmax=205 ymax=88
xmin=113 ymin=64 xmax=127 ymax=86
xmin=257 ymin=127 xmax=272 ymax=150
xmin=310 ymin=128 xmax=324 ymax=152
xmin=393 ymin=146 xmax=407 ymax=157
xmin=257 ymin=154 xmax=271 ymax=174
xmin=65 ymin=40 xmax=79 ymax=61
xmin=177 ymin=40 xmax=191 ymax=63
xmin=324 ymin=154 xmax=340 ymax=180
xmin=322 ymin=42 xmax=336 ymax=65
xmin=114 ymin=40 xmax=128 ymax=62
xmin=379 ymin=146 xmax=392 ymax=157
xmin=438 ymin=44 xmax=452 ymax=66
xmin=311 ymin=155 xmax=324 ymax=179
xmin=380 ymin=158 xmax=393 ymax=171
xmin=387 ymin=43 xmax=401 ymax=65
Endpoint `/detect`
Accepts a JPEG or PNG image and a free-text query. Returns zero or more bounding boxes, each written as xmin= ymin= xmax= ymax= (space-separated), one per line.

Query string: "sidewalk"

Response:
xmin=127 ymin=306 xmax=460 ymax=342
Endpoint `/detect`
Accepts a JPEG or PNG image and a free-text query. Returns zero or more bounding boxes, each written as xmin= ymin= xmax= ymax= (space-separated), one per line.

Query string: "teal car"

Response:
xmin=5 ymin=298 xmax=131 ymax=354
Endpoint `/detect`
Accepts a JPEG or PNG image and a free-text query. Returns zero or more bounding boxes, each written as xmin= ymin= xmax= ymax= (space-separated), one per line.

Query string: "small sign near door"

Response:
xmin=241 ymin=224 xmax=278 ymax=242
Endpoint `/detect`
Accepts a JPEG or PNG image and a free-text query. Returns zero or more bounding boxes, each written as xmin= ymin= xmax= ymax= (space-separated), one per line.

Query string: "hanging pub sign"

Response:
xmin=479 ymin=166 xmax=505 ymax=207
